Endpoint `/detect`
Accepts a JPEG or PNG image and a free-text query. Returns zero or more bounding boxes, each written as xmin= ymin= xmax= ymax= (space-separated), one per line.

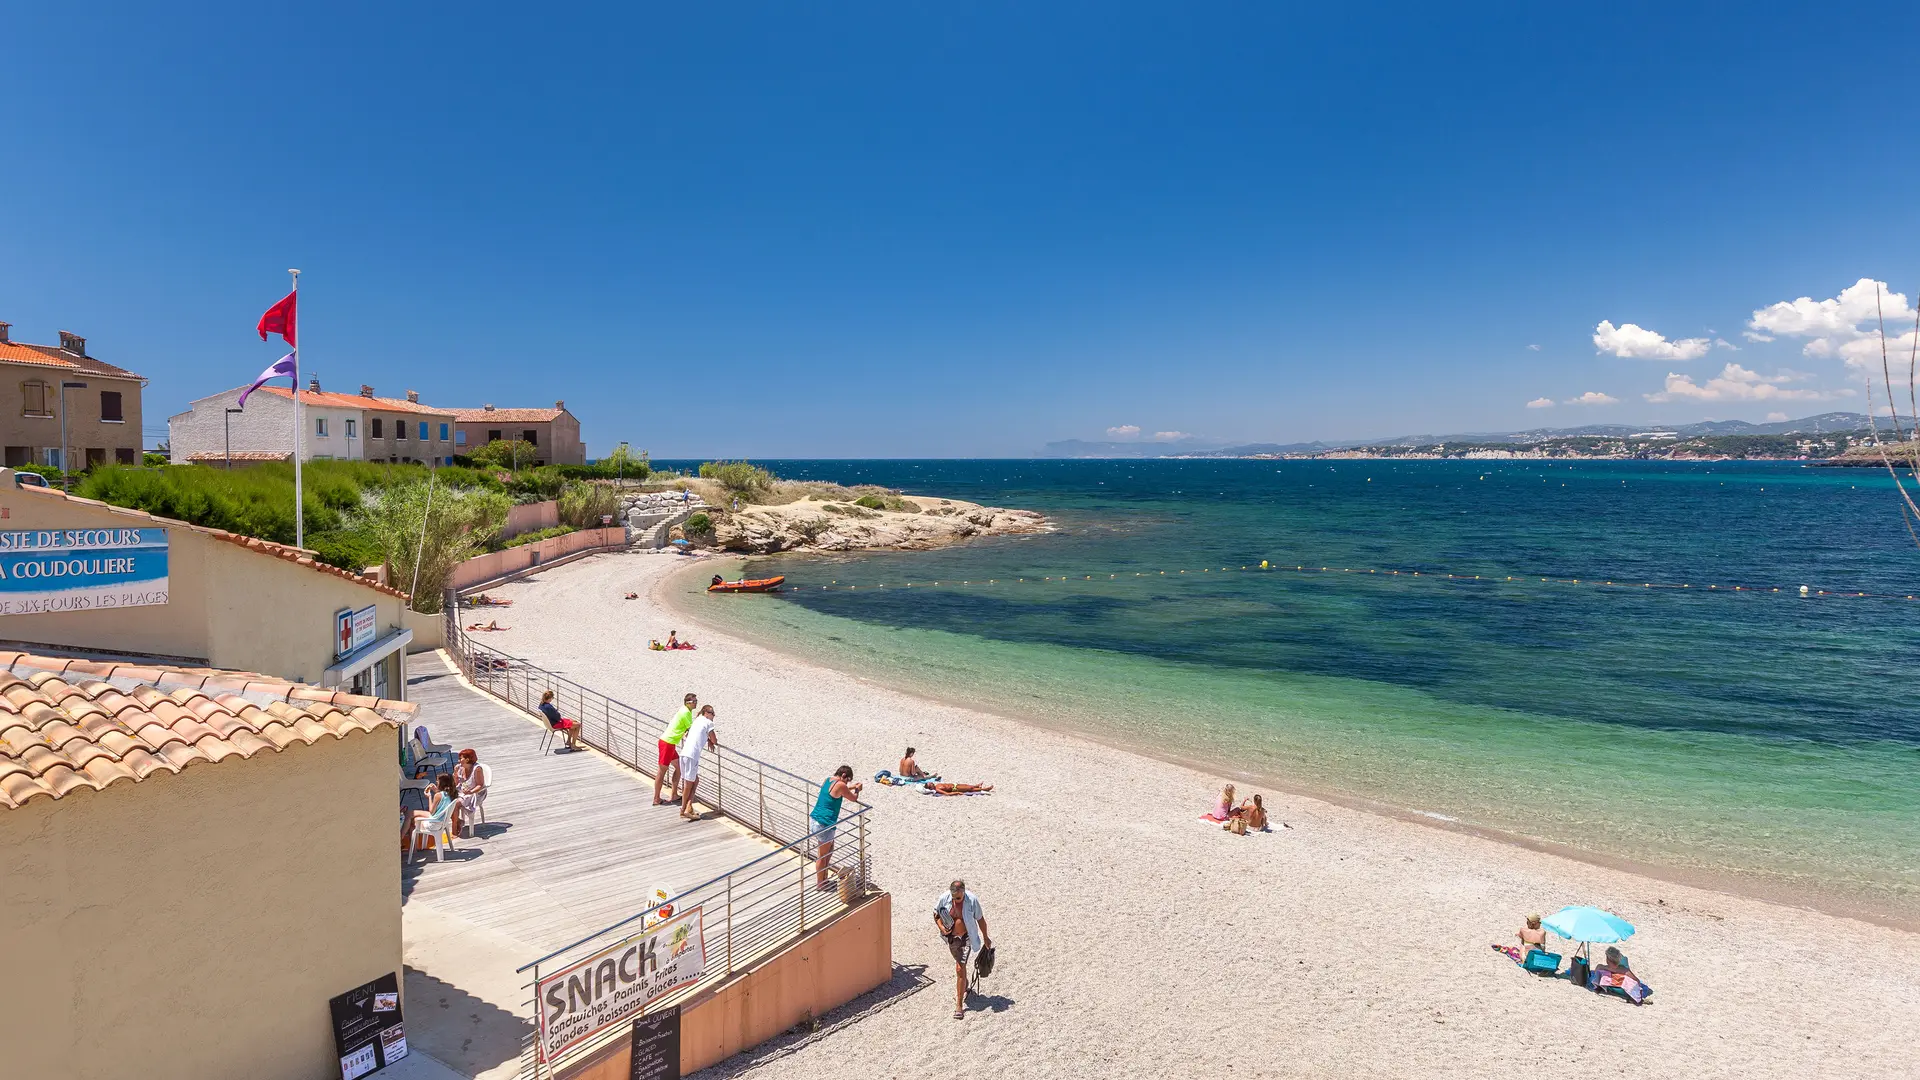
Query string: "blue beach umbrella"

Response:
xmin=1541 ymin=906 xmax=1635 ymax=944
xmin=671 ymin=539 xmax=691 ymax=546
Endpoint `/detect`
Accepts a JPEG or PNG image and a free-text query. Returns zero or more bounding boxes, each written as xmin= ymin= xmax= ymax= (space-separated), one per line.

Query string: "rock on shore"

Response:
xmin=699 ymin=495 xmax=1045 ymax=554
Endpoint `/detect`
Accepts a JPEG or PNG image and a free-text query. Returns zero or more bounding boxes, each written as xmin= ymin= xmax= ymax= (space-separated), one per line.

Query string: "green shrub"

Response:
xmin=503 ymin=524 xmax=577 ymax=548
xmin=506 ymin=466 xmax=567 ymax=501
xmin=853 ymin=494 xmax=887 ymax=510
xmin=683 ymin=512 xmax=712 ymax=535
xmin=142 ymin=452 xmax=170 ymax=468
xmin=310 ymin=529 xmax=385 ymax=574
xmin=16 ymin=463 xmax=62 ymax=481
xmin=470 ymin=439 xmax=539 ymax=470
xmin=698 ymin=460 xmax=775 ymax=500
xmin=557 ymin=481 xmax=620 ymax=527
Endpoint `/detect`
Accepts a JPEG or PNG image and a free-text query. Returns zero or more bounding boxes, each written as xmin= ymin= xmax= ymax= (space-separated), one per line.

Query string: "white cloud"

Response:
xmin=1747 ymin=278 xmax=1917 ymax=370
xmin=1151 ymin=430 xmax=1191 ymax=442
xmin=1563 ymin=391 xmax=1619 ymax=406
xmin=1644 ymin=363 xmax=1857 ymax=403
xmin=1714 ymin=338 xmax=1738 ymax=351
xmin=1526 ymin=344 xmax=1541 ymax=351
xmin=1766 ymin=412 xmax=1788 ymax=422
xmin=1105 ymin=425 xmax=1141 ymax=440
xmin=1525 ymin=397 xmax=1555 ymax=408
xmin=1593 ymin=320 xmax=1712 ymax=361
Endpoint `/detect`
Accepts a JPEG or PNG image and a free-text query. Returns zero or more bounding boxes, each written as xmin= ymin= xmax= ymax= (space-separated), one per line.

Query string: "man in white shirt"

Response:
xmin=678 ymin=706 xmax=719 ymax=820
xmin=933 ymin=879 xmax=991 ymax=1019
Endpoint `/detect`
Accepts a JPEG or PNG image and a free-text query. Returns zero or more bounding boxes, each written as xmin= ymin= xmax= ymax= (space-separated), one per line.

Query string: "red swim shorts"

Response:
xmin=658 ymin=739 xmax=679 ymax=769
xmin=553 ymin=719 xmax=576 ymax=730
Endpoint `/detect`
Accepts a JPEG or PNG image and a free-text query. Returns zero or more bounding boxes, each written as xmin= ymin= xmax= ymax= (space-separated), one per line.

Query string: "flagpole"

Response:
xmin=289 ymin=268 xmax=303 ymax=549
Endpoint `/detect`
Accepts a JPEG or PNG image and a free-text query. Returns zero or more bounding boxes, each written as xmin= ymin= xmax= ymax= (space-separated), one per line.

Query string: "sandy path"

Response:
xmin=471 ymin=551 xmax=1918 ymax=1079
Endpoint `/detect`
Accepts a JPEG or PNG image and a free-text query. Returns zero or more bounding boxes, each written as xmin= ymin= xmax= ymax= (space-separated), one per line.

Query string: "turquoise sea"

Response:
xmin=662 ymin=460 xmax=1920 ymax=923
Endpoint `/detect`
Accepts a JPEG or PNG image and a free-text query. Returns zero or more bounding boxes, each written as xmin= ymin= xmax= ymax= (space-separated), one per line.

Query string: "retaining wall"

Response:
xmin=448 ymin=526 xmax=627 ymax=593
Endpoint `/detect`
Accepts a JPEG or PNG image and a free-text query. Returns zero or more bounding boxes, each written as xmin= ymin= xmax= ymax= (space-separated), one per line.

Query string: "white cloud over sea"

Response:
xmin=1643 ymin=363 xmax=1855 ymax=403
xmin=1525 ymin=397 xmax=1554 ymax=408
xmin=1593 ymin=320 xmax=1711 ymax=361
xmin=1747 ymin=278 xmax=1917 ymax=371
xmin=1564 ymin=391 xmax=1618 ymax=405
xmin=1105 ymin=425 xmax=1141 ymax=439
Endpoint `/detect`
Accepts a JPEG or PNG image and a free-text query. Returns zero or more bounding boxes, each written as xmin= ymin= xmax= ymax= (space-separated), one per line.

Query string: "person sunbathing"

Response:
xmin=466 ymin=620 xmax=509 ymax=631
xmin=1241 ymin=794 xmax=1268 ymax=830
xmin=899 ymin=747 xmax=930 ymax=779
xmin=927 ymin=782 xmax=993 ymax=794
xmin=1206 ymin=784 xmax=1238 ymax=821
xmin=1517 ymin=914 xmax=1549 ymax=954
xmin=1590 ymin=947 xmax=1650 ymax=1004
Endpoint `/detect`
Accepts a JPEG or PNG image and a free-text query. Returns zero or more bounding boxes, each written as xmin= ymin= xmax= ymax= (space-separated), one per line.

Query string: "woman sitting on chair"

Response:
xmin=453 ymin=750 xmax=489 ymax=836
xmin=403 ymin=775 xmax=458 ymax=848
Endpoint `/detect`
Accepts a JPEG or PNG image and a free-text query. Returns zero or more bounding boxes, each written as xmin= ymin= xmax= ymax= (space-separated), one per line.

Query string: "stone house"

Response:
xmin=0 ymin=323 xmax=146 ymax=470
xmin=168 ymin=378 xmax=457 ymax=466
xmin=445 ymin=402 xmax=585 ymax=465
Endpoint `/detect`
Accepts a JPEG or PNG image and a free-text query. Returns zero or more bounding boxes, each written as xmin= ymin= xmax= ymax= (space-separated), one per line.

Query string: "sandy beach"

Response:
xmin=472 ymin=550 xmax=1920 ymax=1079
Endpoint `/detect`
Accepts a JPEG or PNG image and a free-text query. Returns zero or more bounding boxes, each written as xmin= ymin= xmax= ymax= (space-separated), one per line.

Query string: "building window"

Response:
xmin=315 ymin=417 xmax=329 ymax=437
xmin=85 ymin=448 xmax=105 ymax=468
xmin=439 ymin=422 xmax=449 ymax=441
xmin=523 ymin=429 xmax=538 ymax=446
xmin=20 ymin=381 xmax=52 ymax=418
xmin=4 ymin=447 xmax=27 ymax=467
xmin=454 ymin=430 xmax=466 ymax=446
xmin=396 ymin=420 xmax=408 ymax=440
xmin=115 ymin=448 xmax=136 ymax=465
xmin=371 ymin=417 xmax=384 ymax=439
xmin=100 ymin=390 xmax=124 ymax=422
xmin=345 ymin=418 xmax=357 ymax=438
xmin=418 ymin=421 xmax=429 ymax=441
xmin=487 ymin=429 xmax=501 ymax=442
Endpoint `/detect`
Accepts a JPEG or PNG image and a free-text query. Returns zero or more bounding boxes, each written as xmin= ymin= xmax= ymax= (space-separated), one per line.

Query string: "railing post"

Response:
xmin=757 ymin=763 xmax=766 ymax=835
xmin=857 ymin=811 xmax=869 ymax=892
xmin=724 ymin=875 xmax=734 ymax=977
xmin=799 ymin=856 xmax=808 ymax=935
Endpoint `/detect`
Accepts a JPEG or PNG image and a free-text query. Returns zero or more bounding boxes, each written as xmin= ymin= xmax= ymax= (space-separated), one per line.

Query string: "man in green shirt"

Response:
xmin=653 ymin=692 xmax=697 ymax=805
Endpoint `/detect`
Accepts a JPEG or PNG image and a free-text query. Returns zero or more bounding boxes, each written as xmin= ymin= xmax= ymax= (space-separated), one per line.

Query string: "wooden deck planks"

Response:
xmin=401 ymin=652 xmax=782 ymax=959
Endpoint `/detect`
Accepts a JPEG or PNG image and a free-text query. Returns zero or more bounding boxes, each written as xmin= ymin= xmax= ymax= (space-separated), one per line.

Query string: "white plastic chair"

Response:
xmin=408 ymin=799 xmax=457 ymax=862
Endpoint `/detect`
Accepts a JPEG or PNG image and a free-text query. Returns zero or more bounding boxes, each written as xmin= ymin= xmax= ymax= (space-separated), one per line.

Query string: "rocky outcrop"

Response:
xmin=698 ymin=496 xmax=1046 ymax=555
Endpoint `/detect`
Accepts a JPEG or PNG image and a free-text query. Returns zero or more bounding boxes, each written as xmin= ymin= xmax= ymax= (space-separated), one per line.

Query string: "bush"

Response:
xmin=503 ymin=524 xmax=576 ymax=548
xmin=143 ymin=452 xmax=170 ymax=468
xmin=557 ymin=481 xmax=620 ymax=527
xmin=310 ymin=529 xmax=385 ymax=574
xmin=359 ymin=481 xmax=512 ymax=612
xmin=506 ymin=466 xmax=567 ymax=502
xmin=683 ymin=512 xmax=712 ymax=535
xmin=470 ymin=439 xmax=540 ymax=470
xmin=853 ymin=494 xmax=887 ymax=510
xmin=16 ymin=463 xmax=63 ymax=481
xmin=698 ymin=460 xmax=775 ymax=500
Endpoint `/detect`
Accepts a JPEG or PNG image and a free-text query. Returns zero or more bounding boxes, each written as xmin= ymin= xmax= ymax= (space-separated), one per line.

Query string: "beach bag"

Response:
xmin=1569 ymin=956 xmax=1590 ymax=987
xmin=1228 ymin=815 xmax=1248 ymax=835
xmin=974 ymin=945 xmax=996 ymax=981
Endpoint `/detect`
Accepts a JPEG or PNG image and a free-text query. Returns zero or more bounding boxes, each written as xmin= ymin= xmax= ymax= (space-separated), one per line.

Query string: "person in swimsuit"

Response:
xmin=1518 ymin=914 xmax=1549 ymax=955
xmin=899 ymin=747 xmax=929 ymax=779
xmin=927 ymin=782 xmax=993 ymax=794
xmin=1241 ymin=794 xmax=1268 ymax=830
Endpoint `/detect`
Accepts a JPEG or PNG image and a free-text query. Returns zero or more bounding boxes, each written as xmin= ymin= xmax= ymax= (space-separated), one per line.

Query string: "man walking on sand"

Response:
xmin=934 ymin=879 xmax=991 ymax=1020
xmin=653 ymin=693 xmax=696 ymax=805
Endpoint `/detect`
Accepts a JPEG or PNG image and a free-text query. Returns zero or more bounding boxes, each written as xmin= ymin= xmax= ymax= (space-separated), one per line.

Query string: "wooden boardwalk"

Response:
xmin=401 ymin=651 xmax=781 ymax=962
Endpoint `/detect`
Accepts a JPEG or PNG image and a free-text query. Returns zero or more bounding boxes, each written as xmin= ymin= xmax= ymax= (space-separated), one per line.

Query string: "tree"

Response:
xmin=358 ymin=480 xmax=511 ymax=613
xmin=603 ymin=442 xmax=649 ymax=485
xmin=472 ymin=438 xmax=539 ymax=471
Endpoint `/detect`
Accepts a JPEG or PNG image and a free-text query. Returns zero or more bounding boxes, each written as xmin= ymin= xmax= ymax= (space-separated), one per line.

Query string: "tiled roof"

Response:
xmin=10 ymin=483 xmax=410 ymax=601
xmin=446 ymin=407 xmax=566 ymax=423
xmin=253 ymin=386 xmax=450 ymax=415
xmin=0 ymin=340 xmax=146 ymax=382
xmin=0 ymin=650 xmax=412 ymax=810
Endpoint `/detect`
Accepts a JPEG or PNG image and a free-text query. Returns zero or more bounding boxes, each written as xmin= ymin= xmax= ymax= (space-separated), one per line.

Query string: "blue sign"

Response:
xmin=0 ymin=527 xmax=169 ymax=614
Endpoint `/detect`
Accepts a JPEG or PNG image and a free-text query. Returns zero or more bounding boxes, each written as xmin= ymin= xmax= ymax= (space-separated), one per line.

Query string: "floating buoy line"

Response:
xmin=796 ymin=560 xmax=1916 ymax=602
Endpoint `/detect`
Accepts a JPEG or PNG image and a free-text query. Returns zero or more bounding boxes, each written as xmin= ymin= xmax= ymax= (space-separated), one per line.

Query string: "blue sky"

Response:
xmin=3 ymin=3 xmax=1918 ymax=457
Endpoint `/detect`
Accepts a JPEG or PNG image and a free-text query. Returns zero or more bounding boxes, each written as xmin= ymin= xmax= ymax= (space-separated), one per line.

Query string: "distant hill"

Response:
xmin=1040 ymin=437 xmax=1228 ymax=458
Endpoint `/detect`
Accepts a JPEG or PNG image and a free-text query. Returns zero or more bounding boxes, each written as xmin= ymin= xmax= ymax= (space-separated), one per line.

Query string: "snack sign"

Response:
xmin=536 ymin=908 xmax=706 ymax=1062
xmin=0 ymin=528 xmax=168 ymax=614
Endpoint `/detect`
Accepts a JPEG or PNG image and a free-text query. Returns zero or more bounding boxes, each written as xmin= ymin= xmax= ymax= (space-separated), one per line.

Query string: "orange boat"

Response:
xmin=707 ymin=575 xmax=786 ymax=594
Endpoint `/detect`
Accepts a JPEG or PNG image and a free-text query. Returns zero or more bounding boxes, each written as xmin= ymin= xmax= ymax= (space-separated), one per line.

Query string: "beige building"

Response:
xmin=0 ymin=471 xmax=417 ymax=697
xmin=0 ymin=649 xmax=409 ymax=1080
xmin=168 ymin=380 xmax=457 ymax=467
xmin=447 ymin=402 xmax=585 ymax=465
xmin=0 ymin=323 xmax=146 ymax=470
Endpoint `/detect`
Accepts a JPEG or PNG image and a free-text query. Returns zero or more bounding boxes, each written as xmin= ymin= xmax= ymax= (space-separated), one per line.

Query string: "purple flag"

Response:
xmin=237 ymin=352 xmax=296 ymax=408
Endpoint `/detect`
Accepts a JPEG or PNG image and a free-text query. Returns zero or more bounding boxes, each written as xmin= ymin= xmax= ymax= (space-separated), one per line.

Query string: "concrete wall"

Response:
xmin=0 ymin=724 xmax=402 ymax=1080
xmin=0 ymin=479 xmax=409 ymax=684
xmin=448 ymin=526 xmax=626 ymax=593
xmin=502 ymin=500 xmax=559 ymax=540
xmin=560 ymin=893 xmax=894 ymax=1080
xmin=0 ymin=364 xmax=144 ymax=468
xmin=169 ymin=389 xmax=459 ymax=465
xmin=404 ymin=605 xmax=446 ymax=652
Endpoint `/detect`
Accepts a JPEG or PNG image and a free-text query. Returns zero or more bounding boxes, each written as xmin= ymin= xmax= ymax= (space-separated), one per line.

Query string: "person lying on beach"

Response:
xmin=467 ymin=620 xmax=509 ymax=631
xmin=925 ymin=782 xmax=993 ymax=794
xmin=1589 ymin=946 xmax=1651 ymax=1004
xmin=625 ymin=592 xmax=639 ymax=600
xmin=1517 ymin=914 xmax=1549 ymax=954
xmin=899 ymin=747 xmax=929 ymax=779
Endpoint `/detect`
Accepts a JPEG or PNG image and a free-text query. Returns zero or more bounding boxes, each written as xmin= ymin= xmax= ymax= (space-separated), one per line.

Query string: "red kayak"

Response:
xmin=708 ymin=575 xmax=785 ymax=594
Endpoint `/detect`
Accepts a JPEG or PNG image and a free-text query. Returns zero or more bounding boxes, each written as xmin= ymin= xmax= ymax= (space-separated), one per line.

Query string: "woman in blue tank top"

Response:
xmin=811 ymin=765 xmax=862 ymax=891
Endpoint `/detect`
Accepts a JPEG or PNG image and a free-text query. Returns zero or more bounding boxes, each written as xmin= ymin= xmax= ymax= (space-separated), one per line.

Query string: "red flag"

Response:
xmin=257 ymin=289 xmax=297 ymax=346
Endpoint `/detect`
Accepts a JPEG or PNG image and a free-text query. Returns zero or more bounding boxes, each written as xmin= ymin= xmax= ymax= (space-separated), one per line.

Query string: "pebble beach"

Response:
xmin=474 ymin=550 xmax=1920 ymax=1080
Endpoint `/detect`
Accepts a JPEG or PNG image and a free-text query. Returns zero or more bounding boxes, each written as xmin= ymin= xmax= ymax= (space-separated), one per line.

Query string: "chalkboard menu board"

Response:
xmin=330 ymin=972 xmax=408 ymax=1080
xmin=629 ymin=1008 xmax=681 ymax=1080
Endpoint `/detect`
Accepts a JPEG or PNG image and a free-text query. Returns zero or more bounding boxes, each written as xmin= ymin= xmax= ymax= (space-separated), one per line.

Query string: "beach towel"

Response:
xmin=874 ymin=770 xmax=939 ymax=786
xmin=1590 ymin=969 xmax=1652 ymax=1004
xmin=1492 ymin=944 xmax=1525 ymax=963
xmin=1200 ymin=811 xmax=1232 ymax=823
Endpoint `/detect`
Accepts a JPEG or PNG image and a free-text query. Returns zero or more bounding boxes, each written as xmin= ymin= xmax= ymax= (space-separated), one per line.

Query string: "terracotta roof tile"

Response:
xmin=10 ymin=484 xmax=413 ymax=602
xmin=251 ymin=386 xmax=451 ymax=416
xmin=0 ymin=340 xmax=145 ymax=381
xmin=445 ymin=406 xmax=567 ymax=423
xmin=0 ymin=651 xmax=412 ymax=810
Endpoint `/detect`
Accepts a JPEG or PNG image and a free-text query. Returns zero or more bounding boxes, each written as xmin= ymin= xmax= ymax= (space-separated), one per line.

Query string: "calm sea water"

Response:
xmin=661 ymin=460 xmax=1920 ymax=921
